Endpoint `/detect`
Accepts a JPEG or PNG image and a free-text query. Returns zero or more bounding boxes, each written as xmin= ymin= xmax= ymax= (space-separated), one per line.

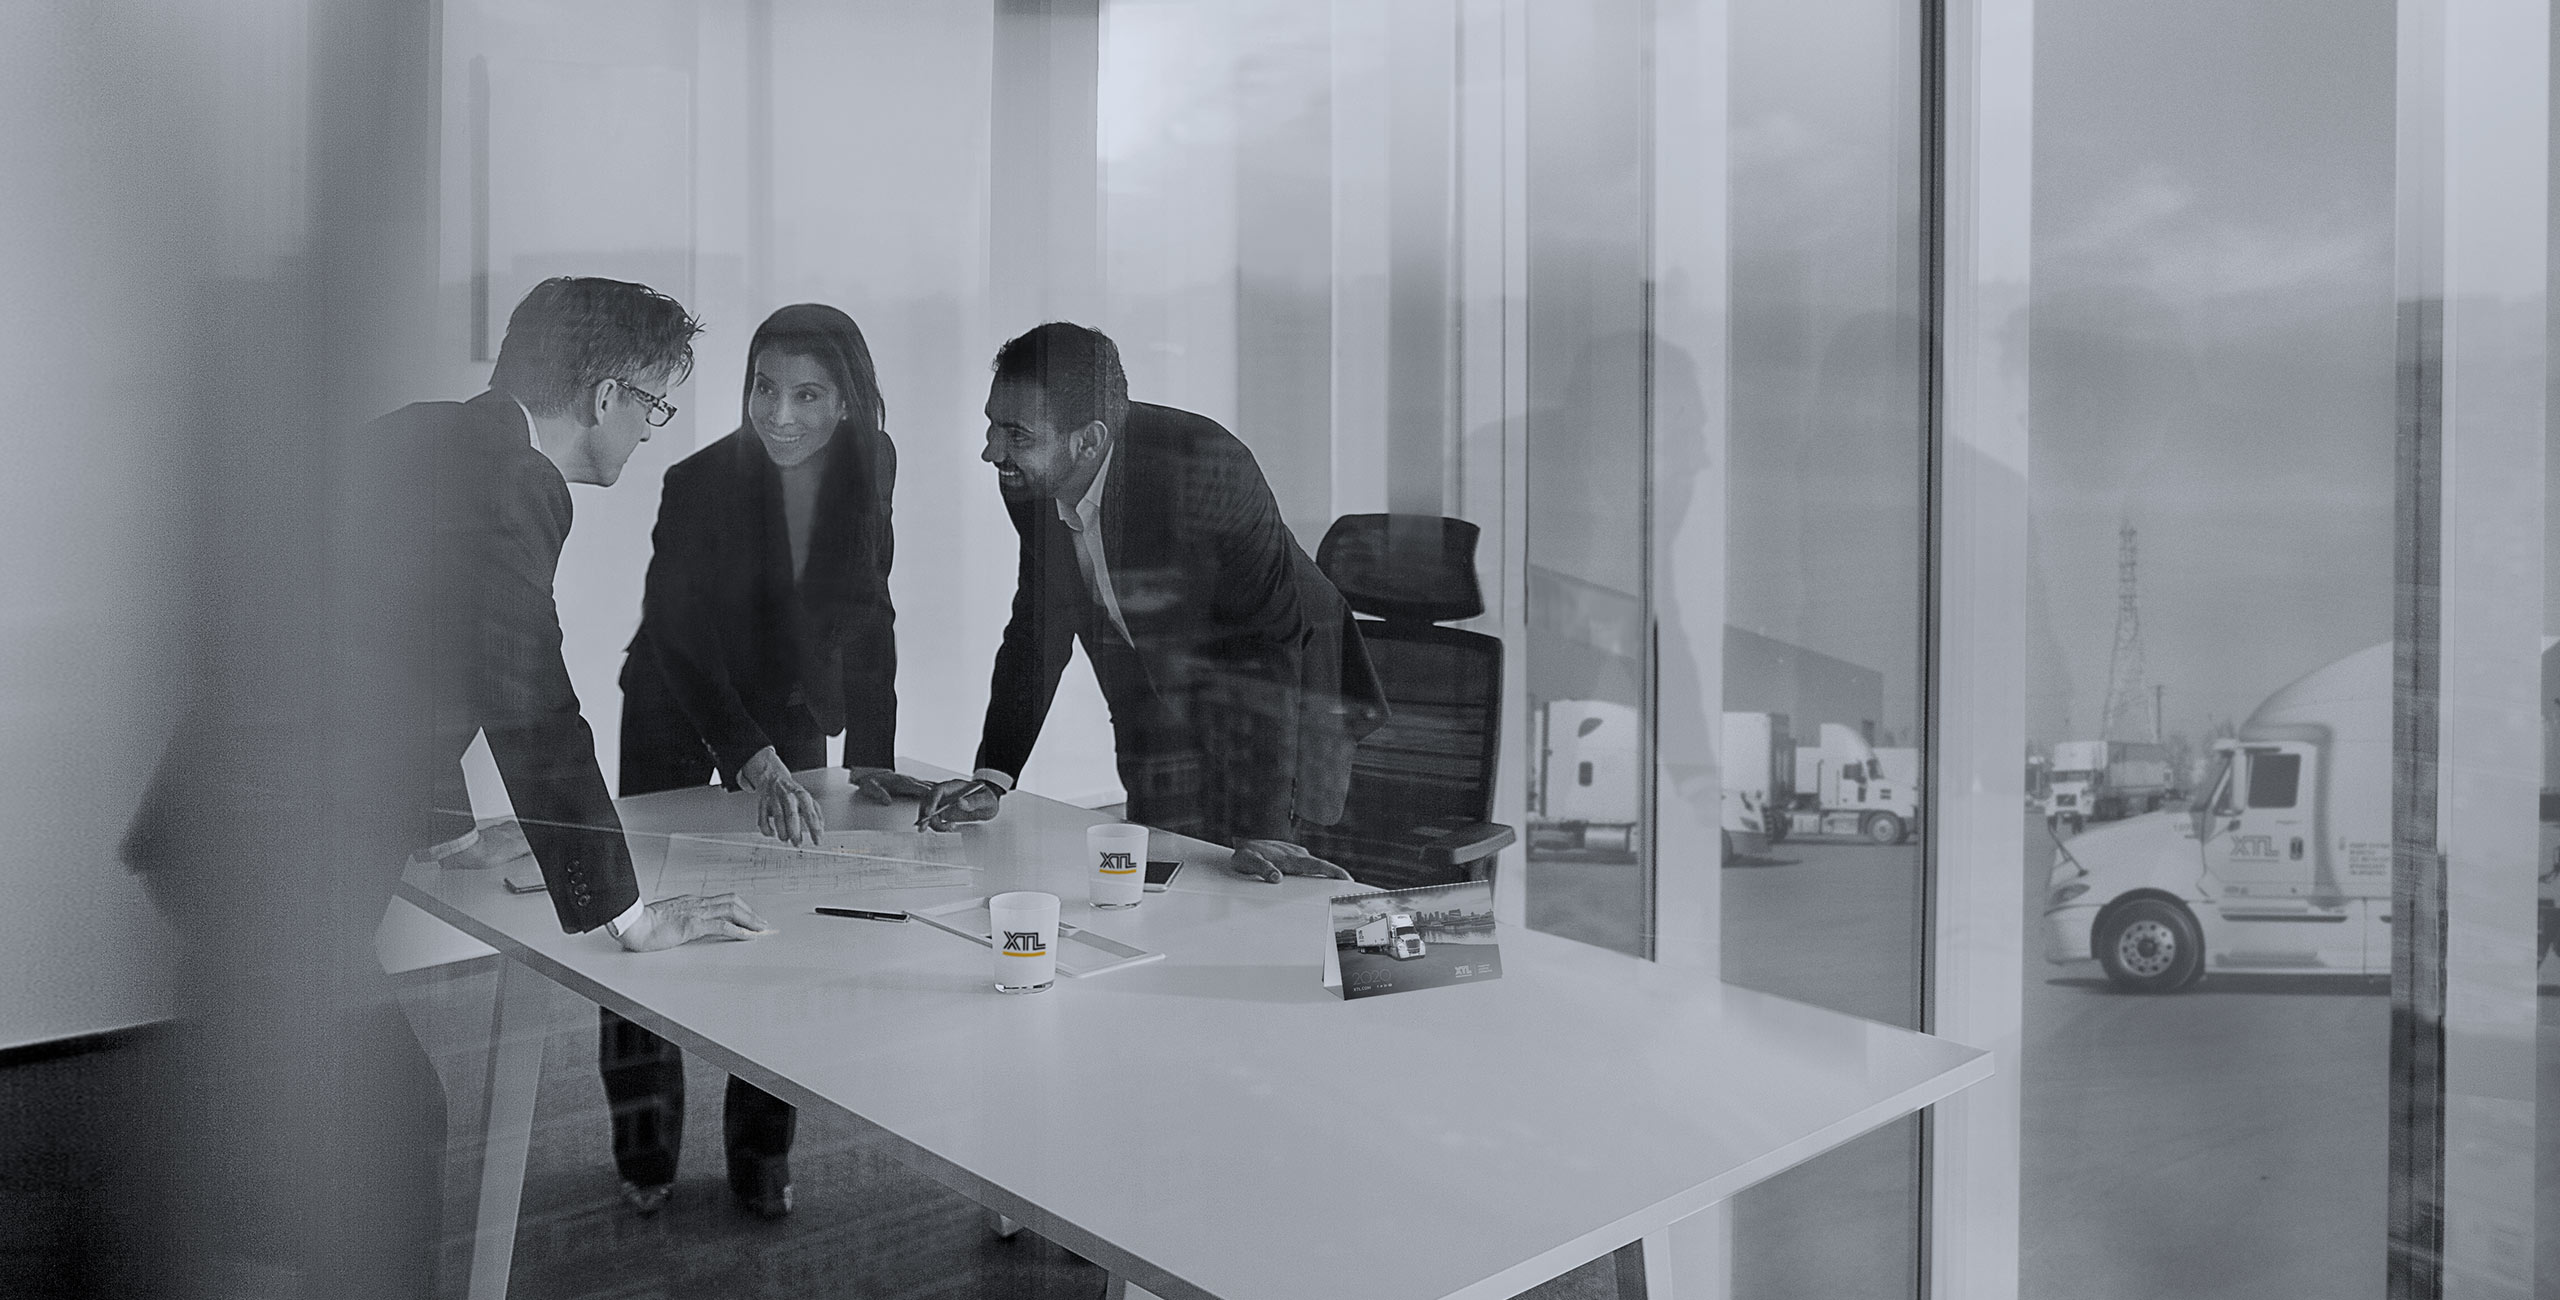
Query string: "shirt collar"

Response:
xmin=1056 ymin=441 xmax=1114 ymax=531
xmin=511 ymin=396 xmax=566 ymax=480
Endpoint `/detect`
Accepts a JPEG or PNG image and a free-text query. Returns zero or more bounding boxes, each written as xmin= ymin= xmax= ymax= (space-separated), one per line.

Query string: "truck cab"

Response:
xmin=2041 ymin=641 xmax=2460 ymax=991
xmin=1385 ymin=913 xmax=1426 ymax=960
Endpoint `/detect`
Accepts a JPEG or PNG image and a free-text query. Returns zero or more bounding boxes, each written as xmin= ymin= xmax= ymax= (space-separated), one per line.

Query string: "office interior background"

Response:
xmin=2 ymin=0 xmax=2554 ymax=1297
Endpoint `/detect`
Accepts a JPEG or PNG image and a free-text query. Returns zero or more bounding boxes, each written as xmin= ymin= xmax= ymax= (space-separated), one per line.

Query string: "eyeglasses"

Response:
xmin=618 ymin=378 xmax=678 ymax=428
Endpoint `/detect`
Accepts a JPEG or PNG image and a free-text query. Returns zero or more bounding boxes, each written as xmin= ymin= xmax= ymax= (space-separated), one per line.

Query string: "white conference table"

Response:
xmin=400 ymin=764 xmax=1990 ymax=1300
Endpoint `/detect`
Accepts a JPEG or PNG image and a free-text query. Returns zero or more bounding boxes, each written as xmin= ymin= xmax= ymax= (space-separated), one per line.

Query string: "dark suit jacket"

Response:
xmin=974 ymin=402 xmax=1386 ymax=842
xmin=121 ymin=391 xmax=640 ymax=935
xmin=621 ymin=424 xmax=898 ymax=784
xmin=399 ymin=392 xmax=642 ymax=932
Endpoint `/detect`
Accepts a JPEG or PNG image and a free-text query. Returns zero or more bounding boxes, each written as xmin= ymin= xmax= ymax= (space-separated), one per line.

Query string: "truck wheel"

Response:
xmin=1861 ymin=812 xmax=1905 ymax=845
xmin=2097 ymin=899 xmax=2203 ymax=992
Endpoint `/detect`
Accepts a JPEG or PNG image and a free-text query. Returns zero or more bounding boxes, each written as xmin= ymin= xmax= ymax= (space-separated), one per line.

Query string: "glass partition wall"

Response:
xmin=2020 ymin=3 xmax=2399 ymax=1296
xmin=1718 ymin=0 xmax=1933 ymax=1296
xmin=1518 ymin=0 xmax=1935 ymax=1293
xmin=1105 ymin=0 xmax=1946 ymax=1289
xmin=403 ymin=2 xmax=2557 ymax=1295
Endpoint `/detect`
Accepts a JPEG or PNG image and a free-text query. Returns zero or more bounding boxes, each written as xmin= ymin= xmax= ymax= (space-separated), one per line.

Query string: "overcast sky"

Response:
xmin=2025 ymin=0 xmax=2404 ymax=745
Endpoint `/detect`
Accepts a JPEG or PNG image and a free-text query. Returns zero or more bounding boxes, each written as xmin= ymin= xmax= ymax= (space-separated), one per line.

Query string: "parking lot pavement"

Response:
xmin=2018 ymin=814 xmax=2385 ymax=1300
xmin=1528 ymin=816 xmax=2559 ymax=1296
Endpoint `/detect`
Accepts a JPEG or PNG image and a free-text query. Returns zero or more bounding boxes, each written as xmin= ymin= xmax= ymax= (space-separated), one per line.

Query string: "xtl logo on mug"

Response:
xmin=1099 ymin=851 xmax=1136 ymax=875
xmin=1002 ymin=929 xmax=1047 ymax=956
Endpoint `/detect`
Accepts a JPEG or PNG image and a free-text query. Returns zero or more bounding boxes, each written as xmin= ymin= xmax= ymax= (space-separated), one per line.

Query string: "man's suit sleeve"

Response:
xmin=839 ymin=429 xmax=898 ymax=769
xmin=972 ymin=497 xmax=1076 ymax=782
xmin=634 ymin=461 xmax=773 ymax=784
xmin=477 ymin=472 xmax=642 ymax=933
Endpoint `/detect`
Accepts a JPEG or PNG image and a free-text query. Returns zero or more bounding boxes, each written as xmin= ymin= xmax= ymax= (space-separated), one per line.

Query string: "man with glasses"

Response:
xmin=122 ymin=276 xmax=769 ymax=1299
xmin=402 ymin=276 xmax=768 ymax=950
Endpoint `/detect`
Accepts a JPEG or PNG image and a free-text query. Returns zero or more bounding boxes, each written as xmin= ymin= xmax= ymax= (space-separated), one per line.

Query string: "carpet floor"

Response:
xmin=398 ymin=954 xmax=1623 ymax=1300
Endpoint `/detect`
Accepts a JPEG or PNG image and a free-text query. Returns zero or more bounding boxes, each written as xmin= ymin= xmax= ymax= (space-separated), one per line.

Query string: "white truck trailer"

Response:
xmin=2043 ymin=639 xmax=2560 ymax=991
xmin=1527 ymin=699 xmax=1642 ymax=861
xmin=1720 ymin=711 xmax=1796 ymax=858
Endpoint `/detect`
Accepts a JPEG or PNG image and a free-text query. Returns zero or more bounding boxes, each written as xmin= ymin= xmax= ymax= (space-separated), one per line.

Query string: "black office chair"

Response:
xmin=1300 ymin=514 xmax=1516 ymax=891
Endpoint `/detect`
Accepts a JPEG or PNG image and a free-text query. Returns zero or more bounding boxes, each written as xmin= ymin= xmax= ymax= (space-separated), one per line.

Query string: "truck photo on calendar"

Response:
xmin=1328 ymin=879 xmax=1502 ymax=1000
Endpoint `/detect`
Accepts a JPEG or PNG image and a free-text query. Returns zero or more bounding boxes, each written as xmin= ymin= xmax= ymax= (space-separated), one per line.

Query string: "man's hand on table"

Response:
xmin=1229 ymin=838 xmax=1351 ymax=884
xmin=915 ymin=778 xmax=1002 ymax=832
xmin=613 ymin=893 xmax=776 ymax=951
xmin=741 ymin=746 xmax=826 ymax=845
xmin=850 ymin=768 xmax=938 ymax=805
xmin=446 ymin=819 xmax=533 ymax=870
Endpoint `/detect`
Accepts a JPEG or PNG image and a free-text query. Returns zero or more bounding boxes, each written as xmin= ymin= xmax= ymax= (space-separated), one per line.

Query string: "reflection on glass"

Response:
xmin=2021 ymin=1 xmax=2396 ymax=1296
xmin=1714 ymin=0 xmax=1928 ymax=1294
xmin=2545 ymin=661 xmax=2560 ymax=1295
xmin=1521 ymin=0 xmax=1654 ymax=960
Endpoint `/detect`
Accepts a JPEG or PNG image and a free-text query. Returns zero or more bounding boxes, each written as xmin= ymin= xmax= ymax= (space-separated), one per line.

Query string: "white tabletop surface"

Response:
xmin=401 ymin=765 xmax=1989 ymax=1300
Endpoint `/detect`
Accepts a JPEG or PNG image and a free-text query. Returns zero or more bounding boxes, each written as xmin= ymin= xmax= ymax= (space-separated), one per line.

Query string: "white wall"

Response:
xmin=0 ymin=3 xmax=278 ymax=1047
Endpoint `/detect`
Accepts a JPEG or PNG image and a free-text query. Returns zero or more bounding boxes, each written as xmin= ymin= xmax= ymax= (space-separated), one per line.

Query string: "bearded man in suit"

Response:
xmin=916 ymin=323 xmax=1386 ymax=881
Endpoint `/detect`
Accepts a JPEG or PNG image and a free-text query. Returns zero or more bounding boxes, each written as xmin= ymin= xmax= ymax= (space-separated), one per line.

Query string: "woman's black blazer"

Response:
xmin=621 ymin=424 xmax=896 ymax=784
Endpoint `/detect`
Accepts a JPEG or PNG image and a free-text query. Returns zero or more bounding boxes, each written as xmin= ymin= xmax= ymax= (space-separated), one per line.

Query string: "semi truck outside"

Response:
xmin=1540 ymin=703 xmax=1917 ymax=859
xmin=1787 ymin=722 xmax=1920 ymax=845
xmin=2044 ymin=739 xmax=2174 ymax=831
xmin=2043 ymin=639 xmax=2560 ymax=991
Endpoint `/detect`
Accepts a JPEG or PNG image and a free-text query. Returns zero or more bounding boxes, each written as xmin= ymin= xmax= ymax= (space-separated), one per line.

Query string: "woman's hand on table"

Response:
xmin=613 ymin=892 xmax=776 ymax=951
xmin=741 ymin=746 xmax=826 ymax=845
xmin=850 ymin=768 xmax=938 ymax=804
xmin=1228 ymin=838 xmax=1351 ymax=884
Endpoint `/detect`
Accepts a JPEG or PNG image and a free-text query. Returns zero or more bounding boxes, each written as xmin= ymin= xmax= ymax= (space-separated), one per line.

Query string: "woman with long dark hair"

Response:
xmin=601 ymin=303 xmax=929 ymax=1218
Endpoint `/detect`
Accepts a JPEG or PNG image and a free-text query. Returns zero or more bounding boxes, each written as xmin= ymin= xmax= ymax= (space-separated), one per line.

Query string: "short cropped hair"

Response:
xmin=991 ymin=322 xmax=1128 ymax=436
xmin=491 ymin=277 xmax=703 ymax=424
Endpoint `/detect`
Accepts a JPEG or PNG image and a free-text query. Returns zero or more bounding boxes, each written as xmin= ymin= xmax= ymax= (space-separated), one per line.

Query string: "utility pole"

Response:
xmin=2153 ymin=684 xmax=2165 ymax=743
xmin=2100 ymin=521 xmax=2150 ymax=743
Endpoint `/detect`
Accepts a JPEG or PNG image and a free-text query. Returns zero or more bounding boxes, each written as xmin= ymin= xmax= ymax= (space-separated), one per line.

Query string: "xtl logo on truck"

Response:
xmin=2230 ymin=834 xmax=2279 ymax=860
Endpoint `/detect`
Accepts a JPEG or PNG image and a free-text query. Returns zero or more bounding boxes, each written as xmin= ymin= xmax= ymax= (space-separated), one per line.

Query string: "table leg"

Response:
xmin=1100 ymin=1277 xmax=1163 ymax=1300
xmin=1621 ymin=1201 xmax=1731 ymax=1300
xmin=463 ymin=959 xmax=546 ymax=1300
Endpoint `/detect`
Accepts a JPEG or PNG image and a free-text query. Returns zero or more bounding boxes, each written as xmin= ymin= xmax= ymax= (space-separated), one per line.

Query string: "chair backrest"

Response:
xmin=1316 ymin=515 xmax=1502 ymax=829
xmin=1316 ymin=514 xmax=1484 ymax=625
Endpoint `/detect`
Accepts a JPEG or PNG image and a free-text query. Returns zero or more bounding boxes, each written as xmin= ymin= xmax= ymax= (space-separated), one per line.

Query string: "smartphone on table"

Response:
xmin=1143 ymin=860 xmax=1183 ymax=892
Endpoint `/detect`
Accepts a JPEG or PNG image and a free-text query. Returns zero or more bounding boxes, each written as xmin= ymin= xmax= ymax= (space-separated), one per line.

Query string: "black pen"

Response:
xmin=814 ymin=906 xmax=908 ymax=923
